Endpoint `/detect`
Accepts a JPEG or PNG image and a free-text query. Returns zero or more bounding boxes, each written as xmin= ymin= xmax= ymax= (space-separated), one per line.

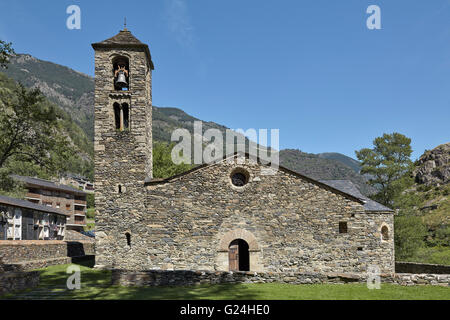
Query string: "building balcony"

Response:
xmin=74 ymin=199 xmax=87 ymax=206
xmin=74 ymin=211 xmax=86 ymax=217
xmin=67 ymin=220 xmax=86 ymax=226
xmin=26 ymin=192 xmax=41 ymax=200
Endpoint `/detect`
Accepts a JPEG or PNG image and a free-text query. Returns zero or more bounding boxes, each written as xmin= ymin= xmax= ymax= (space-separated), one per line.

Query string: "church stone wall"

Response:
xmin=99 ymin=157 xmax=394 ymax=275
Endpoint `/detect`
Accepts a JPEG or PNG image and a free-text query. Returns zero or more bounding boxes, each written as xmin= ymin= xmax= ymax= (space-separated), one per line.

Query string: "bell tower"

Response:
xmin=92 ymin=28 xmax=154 ymax=268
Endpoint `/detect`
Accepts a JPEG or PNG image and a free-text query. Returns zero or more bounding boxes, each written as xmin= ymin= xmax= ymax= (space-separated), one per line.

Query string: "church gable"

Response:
xmin=145 ymin=153 xmax=365 ymax=208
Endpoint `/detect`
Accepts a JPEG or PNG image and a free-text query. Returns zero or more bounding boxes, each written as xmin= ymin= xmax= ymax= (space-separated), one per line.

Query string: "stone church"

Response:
xmin=92 ymin=29 xmax=395 ymax=276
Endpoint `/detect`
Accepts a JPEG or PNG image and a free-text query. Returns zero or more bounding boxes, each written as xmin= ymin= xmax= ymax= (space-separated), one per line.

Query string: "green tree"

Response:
xmin=153 ymin=141 xmax=194 ymax=179
xmin=355 ymin=133 xmax=413 ymax=207
xmin=0 ymin=40 xmax=15 ymax=68
xmin=86 ymin=193 xmax=95 ymax=209
xmin=394 ymin=209 xmax=427 ymax=261
xmin=0 ymin=83 xmax=73 ymax=191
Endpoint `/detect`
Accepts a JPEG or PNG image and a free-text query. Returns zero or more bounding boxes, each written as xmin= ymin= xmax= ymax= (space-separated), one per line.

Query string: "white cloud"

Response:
xmin=165 ymin=0 xmax=195 ymax=48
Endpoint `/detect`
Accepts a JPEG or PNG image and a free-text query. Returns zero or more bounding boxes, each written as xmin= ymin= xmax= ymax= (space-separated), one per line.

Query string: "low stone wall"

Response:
xmin=394 ymin=273 xmax=450 ymax=286
xmin=112 ymin=270 xmax=330 ymax=287
xmin=0 ymin=240 xmax=95 ymax=271
xmin=395 ymin=262 xmax=450 ymax=274
xmin=0 ymin=271 xmax=40 ymax=296
xmin=111 ymin=270 xmax=449 ymax=287
xmin=64 ymin=230 xmax=95 ymax=242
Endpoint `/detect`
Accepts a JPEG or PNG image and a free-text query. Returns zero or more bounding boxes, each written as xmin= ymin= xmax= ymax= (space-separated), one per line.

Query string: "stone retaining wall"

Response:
xmin=0 ymin=240 xmax=95 ymax=271
xmin=0 ymin=271 xmax=40 ymax=296
xmin=111 ymin=270 xmax=449 ymax=287
xmin=395 ymin=262 xmax=450 ymax=274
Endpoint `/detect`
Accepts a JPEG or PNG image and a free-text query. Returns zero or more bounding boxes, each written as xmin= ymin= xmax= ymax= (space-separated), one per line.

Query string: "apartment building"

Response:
xmin=60 ymin=174 xmax=94 ymax=194
xmin=12 ymin=175 xmax=87 ymax=231
xmin=0 ymin=195 xmax=68 ymax=240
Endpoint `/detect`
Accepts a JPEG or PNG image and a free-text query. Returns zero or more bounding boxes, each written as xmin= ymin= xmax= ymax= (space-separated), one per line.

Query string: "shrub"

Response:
xmin=395 ymin=210 xmax=427 ymax=261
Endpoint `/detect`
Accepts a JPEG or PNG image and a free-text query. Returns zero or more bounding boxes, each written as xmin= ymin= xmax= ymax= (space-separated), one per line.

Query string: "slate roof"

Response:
xmin=95 ymin=29 xmax=144 ymax=45
xmin=92 ymin=29 xmax=154 ymax=69
xmin=0 ymin=194 xmax=70 ymax=216
xmin=319 ymin=180 xmax=393 ymax=212
xmin=12 ymin=175 xmax=86 ymax=196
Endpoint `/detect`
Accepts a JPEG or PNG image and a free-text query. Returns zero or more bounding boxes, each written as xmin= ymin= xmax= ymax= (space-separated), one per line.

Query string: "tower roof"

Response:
xmin=92 ymin=29 xmax=154 ymax=69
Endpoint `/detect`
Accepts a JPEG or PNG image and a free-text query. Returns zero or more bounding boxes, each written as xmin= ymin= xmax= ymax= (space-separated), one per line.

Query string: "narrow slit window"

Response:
xmin=125 ymin=232 xmax=131 ymax=246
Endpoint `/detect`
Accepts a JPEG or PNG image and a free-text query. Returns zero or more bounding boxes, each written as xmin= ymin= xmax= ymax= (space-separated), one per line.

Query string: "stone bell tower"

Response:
xmin=92 ymin=28 xmax=154 ymax=268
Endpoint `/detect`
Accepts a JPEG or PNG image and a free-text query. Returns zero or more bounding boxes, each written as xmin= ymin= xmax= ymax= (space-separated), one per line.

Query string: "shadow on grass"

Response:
xmin=11 ymin=263 xmax=260 ymax=300
xmin=4 ymin=263 xmax=449 ymax=300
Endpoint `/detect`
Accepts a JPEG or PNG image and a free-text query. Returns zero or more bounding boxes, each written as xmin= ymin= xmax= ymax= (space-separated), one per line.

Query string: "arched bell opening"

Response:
xmin=113 ymin=102 xmax=130 ymax=131
xmin=112 ymin=56 xmax=130 ymax=91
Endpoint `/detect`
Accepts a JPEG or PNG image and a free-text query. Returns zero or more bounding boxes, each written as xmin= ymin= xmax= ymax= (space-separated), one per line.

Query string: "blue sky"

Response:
xmin=1 ymin=0 xmax=449 ymax=160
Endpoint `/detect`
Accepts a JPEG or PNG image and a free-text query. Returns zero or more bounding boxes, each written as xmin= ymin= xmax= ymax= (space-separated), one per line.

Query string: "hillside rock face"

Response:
xmin=414 ymin=143 xmax=450 ymax=186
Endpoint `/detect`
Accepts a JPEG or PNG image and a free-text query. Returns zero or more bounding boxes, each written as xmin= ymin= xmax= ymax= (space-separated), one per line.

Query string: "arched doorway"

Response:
xmin=228 ymin=239 xmax=249 ymax=271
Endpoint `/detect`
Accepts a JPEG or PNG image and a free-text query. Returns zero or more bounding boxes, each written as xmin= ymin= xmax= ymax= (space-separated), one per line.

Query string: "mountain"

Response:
xmin=153 ymin=106 xmax=244 ymax=144
xmin=280 ymin=149 xmax=376 ymax=196
xmin=3 ymin=53 xmax=374 ymax=195
xmin=318 ymin=152 xmax=361 ymax=173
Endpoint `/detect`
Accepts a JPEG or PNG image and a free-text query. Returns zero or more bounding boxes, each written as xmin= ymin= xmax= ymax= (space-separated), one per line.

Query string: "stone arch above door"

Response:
xmin=218 ymin=229 xmax=260 ymax=252
xmin=216 ymin=229 xmax=263 ymax=272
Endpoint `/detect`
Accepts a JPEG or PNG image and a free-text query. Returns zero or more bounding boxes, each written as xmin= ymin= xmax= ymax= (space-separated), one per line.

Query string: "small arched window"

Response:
xmin=381 ymin=226 xmax=389 ymax=241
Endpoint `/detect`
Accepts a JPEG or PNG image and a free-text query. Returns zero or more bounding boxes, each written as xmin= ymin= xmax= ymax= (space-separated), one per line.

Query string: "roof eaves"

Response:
xmin=0 ymin=195 xmax=70 ymax=217
xmin=12 ymin=175 xmax=86 ymax=196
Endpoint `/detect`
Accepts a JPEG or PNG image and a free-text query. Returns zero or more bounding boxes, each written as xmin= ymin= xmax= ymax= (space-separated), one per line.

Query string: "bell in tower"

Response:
xmin=114 ymin=58 xmax=129 ymax=90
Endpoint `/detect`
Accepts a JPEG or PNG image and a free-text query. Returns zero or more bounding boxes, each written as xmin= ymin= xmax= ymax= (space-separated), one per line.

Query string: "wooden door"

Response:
xmin=229 ymin=243 xmax=239 ymax=271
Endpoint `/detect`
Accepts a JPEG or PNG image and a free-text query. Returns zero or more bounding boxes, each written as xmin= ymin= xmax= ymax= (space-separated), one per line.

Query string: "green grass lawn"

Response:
xmin=2 ymin=263 xmax=449 ymax=300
